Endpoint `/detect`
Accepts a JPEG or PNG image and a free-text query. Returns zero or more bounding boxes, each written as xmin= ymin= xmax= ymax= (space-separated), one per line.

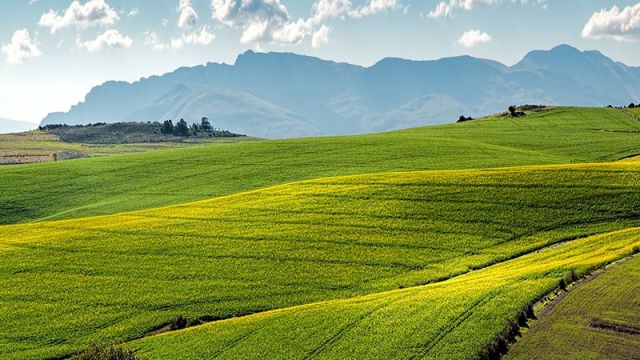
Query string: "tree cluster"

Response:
xmin=606 ymin=103 xmax=639 ymax=109
xmin=160 ymin=117 xmax=214 ymax=137
xmin=508 ymin=106 xmax=526 ymax=118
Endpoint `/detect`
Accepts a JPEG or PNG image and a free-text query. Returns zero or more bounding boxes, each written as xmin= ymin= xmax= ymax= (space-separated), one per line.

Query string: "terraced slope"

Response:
xmin=1 ymin=159 xmax=639 ymax=359
xmin=506 ymin=255 xmax=640 ymax=360
xmin=132 ymin=229 xmax=640 ymax=360
xmin=1 ymin=107 xmax=639 ymax=225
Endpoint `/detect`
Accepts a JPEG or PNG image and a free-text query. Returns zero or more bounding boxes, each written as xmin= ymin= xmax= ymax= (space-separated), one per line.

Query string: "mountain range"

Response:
xmin=0 ymin=118 xmax=36 ymax=134
xmin=41 ymin=44 xmax=640 ymax=138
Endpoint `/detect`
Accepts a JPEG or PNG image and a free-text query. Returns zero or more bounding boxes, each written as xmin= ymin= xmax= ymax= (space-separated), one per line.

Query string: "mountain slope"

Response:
xmin=0 ymin=118 xmax=36 ymax=134
xmin=125 ymin=84 xmax=319 ymax=138
xmin=41 ymin=45 xmax=640 ymax=138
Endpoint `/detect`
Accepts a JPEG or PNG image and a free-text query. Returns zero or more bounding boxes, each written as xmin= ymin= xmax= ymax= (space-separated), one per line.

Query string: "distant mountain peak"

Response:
xmin=514 ymin=43 xmax=606 ymax=71
xmin=549 ymin=44 xmax=581 ymax=53
xmin=40 ymin=45 xmax=640 ymax=138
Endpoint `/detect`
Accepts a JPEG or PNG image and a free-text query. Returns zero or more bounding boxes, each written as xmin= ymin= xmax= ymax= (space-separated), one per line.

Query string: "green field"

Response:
xmin=1 ymin=159 xmax=639 ymax=359
xmin=506 ymin=255 xmax=640 ymax=360
xmin=1 ymin=107 xmax=639 ymax=225
xmin=0 ymin=107 xmax=639 ymax=359
xmin=132 ymin=228 xmax=640 ymax=359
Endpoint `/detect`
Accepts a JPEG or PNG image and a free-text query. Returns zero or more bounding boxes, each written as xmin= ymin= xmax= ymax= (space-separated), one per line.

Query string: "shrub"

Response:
xmin=630 ymin=103 xmax=636 ymax=108
xmin=564 ymin=269 xmax=579 ymax=284
xmin=559 ymin=278 xmax=567 ymax=290
xmin=518 ymin=105 xmax=546 ymax=111
xmin=169 ymin=315 xmax=189 ymax=330
xmin=516 ymin=311 xmax=528 ymax=327
xmin=508 ymin=106 xmax=526 ymax=117
xmin=70 ymin=343 xmax=144 ymax=360
xmin=524 ymin=303 xmax=535 ymax=319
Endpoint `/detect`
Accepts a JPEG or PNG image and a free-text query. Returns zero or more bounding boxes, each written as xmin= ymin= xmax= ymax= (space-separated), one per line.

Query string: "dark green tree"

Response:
xmin=201 ymin=117 xmax=213 ymax=133
xmin=160 ymin=120 xmax=174 ymax=135
xmin=190 ymin=123 xmax=200 ymax=135
xmin=173 ymin=119 xmax=189 ymax=137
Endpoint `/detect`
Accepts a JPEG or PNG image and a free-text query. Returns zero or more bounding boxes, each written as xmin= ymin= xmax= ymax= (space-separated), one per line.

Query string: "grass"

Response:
xmin=130 ymin=228 xmax=640 ymax=359
xmin=0 ymin=159 xmax=639 ymax=359
xmin=1 ymin=107 xmax=639 ymax=225
xmin=0 ymin=129 xmax=253 ymax=166
xmin=506 ymin=255 xmax=640 ymax=360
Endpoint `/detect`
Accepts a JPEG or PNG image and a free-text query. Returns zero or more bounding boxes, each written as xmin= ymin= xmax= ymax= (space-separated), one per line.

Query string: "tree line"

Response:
xmin=160 ymin=117 xmax=214 ymax=137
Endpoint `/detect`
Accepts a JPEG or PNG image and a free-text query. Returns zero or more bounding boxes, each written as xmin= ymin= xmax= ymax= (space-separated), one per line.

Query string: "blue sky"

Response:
xmin=1 ymin=0 xmax=639 ymax=123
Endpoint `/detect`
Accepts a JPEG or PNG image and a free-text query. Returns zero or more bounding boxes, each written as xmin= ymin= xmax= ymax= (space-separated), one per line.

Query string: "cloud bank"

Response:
xmin=211 ymin=0 xmax=400 ymax=46
xmin=582 ymin=3 xmax=640 ymax=42
xmin=2 ymin=29 xmax=42 ymax=64
xmin=78 ymin=29 xmax=133 ymax=51
xmin=39 ymin=0 xmax=119 ymax=33
xmin=427 ymin=0 xmax=547 ymax=19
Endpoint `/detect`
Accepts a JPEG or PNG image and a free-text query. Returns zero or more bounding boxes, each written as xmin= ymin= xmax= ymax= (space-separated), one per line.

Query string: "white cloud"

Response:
xmin=427 ymin=0 xmax=547 ymax=19
xmin=78 ymin=29 xmax=133 ymax=51
xmin=128 ymin=7 xmax=139 ymax=17
xmin=309 ymin=0 xmax=398 ymax=22
xmin=211 ymin=0 xmax=400 ymax=46
xmin=171 ymin=26 xmax=215 ymax=49
xmin=582 ymin=3 xmax=640 ymax=42
xmin=211 ymin=0 xmax=305 ymax=44
xmin=457 ymin=29 xmax=491 ymax=47
xmin=350 ymin=0 xmax=398 ymax=18
xmin=2 ymin=29 xmax=42 ymax=65
xmin=178 ymin=0 xmax=199 ymax=28
xmin=312 ymin=25 xmax=330 ymax=48
xmin=311 ymin=0 xmax=352 ymax=23
xmin=39 ymin=0 xmax=119 ymax=33
xmin=144 ymin=32 xmax=168 ymax=51
xmin=427 ymin=2 xmax=453 ymax=18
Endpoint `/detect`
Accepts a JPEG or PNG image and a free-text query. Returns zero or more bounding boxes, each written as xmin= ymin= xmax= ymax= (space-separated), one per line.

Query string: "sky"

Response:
xmin=1 ymin=0 xmax=639 ymax=124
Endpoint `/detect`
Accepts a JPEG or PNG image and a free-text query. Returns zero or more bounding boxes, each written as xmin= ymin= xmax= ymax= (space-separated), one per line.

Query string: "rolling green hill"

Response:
xmin=131 ymin=228 xmax=640 ymax=360
xmin=1 ymin=159 xmax=639 ymax=359
xmin=1 ymin=107 xmax=639 ymax=225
